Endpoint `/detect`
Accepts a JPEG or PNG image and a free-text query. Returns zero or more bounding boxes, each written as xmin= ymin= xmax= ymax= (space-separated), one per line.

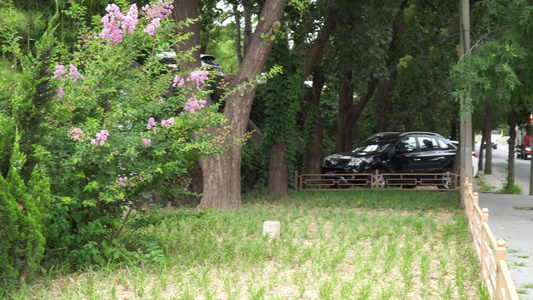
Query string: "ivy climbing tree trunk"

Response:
xmin=268 ymin=143 xmax=288 ymax=195
xmin=198 ymin=0 xmax=288 ymax=209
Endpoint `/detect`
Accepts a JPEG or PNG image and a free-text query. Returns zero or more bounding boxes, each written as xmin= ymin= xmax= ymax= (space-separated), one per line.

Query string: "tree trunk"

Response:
xmin=335 ymin=70 xmax=355 ymax=152
xmin=507 ymin=118 xmax=517 ymax=188
xmin=243 ymin=2 xmax=253 ymax=57
xmin=268 ymin=143 xmax=288 ymax=195
xmin=172 ymin=0 xmax=201 ymax=71
xmin=308 ymin=118 xmax=324 ymax=174
xmin=198 ymin=0 xmax=288 ymax=210
xmin=301 ymin=9 xmax=339 ymax=84
xmin=376 ymin=99 xmax=391 ymax=132
xmin=478 ymin=131 xmax=484 ymax=172
xmin=233 ymin=5 xmax=243 ymax=64
xmin=334 ymin=75 xmax=379 ymax=153
xmin=305 ymin=72 xmax=327 ymax=174
xmin=484 ymin=105 xmax=493 ymax=174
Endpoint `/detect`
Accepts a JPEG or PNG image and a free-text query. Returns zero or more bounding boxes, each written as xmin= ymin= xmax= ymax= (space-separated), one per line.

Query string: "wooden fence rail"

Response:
xmin=294 ymin=170 xmax=459 ymax=191
xmin=461 ymin=174 xmax=518 ymax=300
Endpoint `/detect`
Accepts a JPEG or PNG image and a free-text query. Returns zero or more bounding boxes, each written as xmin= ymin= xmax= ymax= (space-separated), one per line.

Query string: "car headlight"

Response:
xmin=322 ymin=154 xmax=341 ymax=166
xmin=347 ymin=158 xmax=362 ymax=167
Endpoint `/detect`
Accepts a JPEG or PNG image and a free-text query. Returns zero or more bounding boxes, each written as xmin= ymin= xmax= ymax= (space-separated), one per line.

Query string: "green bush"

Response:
xmin=0 ymin=133 xmax=48 ymax=294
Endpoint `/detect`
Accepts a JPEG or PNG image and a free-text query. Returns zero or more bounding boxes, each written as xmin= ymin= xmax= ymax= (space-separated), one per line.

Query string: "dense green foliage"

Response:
xmin=0 ymin=133 xmax=48 ymax=295
xmin=1 ymin=0 xmax=229 ymax=275
xmin=3 ymin=0 xmax=533 ymax=294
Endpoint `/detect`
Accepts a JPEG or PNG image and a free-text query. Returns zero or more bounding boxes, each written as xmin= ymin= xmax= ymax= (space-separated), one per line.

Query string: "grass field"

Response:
xmin=10 ymin=190 xmax=489 ymax=299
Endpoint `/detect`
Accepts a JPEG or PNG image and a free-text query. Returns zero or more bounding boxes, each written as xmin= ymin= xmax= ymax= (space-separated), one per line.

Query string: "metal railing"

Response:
xmin=294 ymin=170 xmax=459 ymax=191
xmin=462 ymin=174 xmax=518 ymax=300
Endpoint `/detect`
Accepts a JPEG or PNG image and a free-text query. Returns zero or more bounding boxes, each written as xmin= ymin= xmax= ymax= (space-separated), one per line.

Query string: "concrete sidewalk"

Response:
xmin=474 ymin=171 xmax=533 ymax=298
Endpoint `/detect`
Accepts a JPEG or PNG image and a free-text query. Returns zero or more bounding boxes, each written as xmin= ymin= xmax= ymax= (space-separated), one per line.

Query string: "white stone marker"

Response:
xmin=263 ymin=221 xmax=281 ymax=239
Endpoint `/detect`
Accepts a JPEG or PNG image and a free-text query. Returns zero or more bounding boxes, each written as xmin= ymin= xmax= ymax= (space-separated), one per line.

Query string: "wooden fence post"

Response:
xmin=495 ymin=239 xmax=507 ymax=300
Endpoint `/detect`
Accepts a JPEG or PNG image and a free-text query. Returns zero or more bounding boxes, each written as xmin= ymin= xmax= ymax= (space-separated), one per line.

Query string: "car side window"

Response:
xmin=397 ymin=137 xmax=417 ymax=153
xmin=437 ymin=139 xmax=450 ymax=150
xmin=419 ymin=137 xmax=439 ymax=151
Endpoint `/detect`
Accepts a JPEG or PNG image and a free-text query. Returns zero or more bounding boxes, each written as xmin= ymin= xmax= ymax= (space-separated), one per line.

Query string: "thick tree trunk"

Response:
xmin=172 ymin=0 xmax=201 ymax=70
xmin=268 ymin=143 xmax=288 ymax=195
xmin=507 ymin=118 xmax=517 ymax=188
xmin=198 ymin=0 xmax=288 ymax=210
xmin=484 ymin=105 xmax=493 ymax=174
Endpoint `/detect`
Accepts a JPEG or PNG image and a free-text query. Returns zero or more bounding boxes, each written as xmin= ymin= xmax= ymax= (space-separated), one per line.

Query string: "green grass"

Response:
xmin=500 ymin=184 xmax=523 ymax=194
xmin=476 ymin=175 xmax=495 ymax=192
xmin=8 ymin=190 xmax=488 ymax=299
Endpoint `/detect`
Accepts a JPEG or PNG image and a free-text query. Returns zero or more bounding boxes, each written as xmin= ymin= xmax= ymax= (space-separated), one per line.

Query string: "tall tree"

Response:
xmin=451 ymin=0 xmax=533 ymax=185
xmin=198 ymin=0 xmax=288 ymax=209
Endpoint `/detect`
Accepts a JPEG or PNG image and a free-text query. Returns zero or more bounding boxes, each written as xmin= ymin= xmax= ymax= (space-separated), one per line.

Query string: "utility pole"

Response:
xmin=459 ymin=0 xmax=473 ymax=204
xmin=529 ymin=114 xmax=533 ymax=195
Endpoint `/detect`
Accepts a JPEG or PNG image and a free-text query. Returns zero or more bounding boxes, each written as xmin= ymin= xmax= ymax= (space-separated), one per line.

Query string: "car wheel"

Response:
xmin=372 ymin=170 xmax=388 ymax=189
xmin=438 ymin=170 xmax=456 ymax=190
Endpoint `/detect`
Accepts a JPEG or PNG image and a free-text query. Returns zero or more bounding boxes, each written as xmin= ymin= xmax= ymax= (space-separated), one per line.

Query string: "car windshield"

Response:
xmin=351 ymin=137 xmax=395 ymax=154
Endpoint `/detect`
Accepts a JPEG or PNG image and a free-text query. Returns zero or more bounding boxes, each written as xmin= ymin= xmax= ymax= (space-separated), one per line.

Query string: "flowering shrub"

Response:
xmin=41 ymin=0 xmax=226 ymax=265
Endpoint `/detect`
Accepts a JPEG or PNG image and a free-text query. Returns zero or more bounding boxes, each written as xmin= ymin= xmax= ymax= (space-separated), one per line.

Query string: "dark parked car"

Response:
xmin=482 ymin=141 xmax=497 ymax=149
xmin=321 ymin=132 xmax=457 ymax=188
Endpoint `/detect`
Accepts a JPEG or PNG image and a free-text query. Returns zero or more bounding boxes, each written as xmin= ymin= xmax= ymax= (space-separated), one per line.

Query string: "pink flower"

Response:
xmin=54 ymin=64 xmax=85 ymax=83
xmin=172 ymin=75 xmax=185 ymax=88
xmin=143 ymin=1 xmax=173 ymax=21
xmin=147 ymin=117 xmax=157 ymax=130
xmin=69 ymin=127 xmax=84 ymax=141
xmin=142 ymin=138 xmax=151 ymax=147
xmin=183 ymin=97 xmax=206 ymax=114
xmin=144 ymin=18 xmax=160 ymax=36
xmin=57 ymin=87 xmax=64 ymax=99
xmin=161 ymin=117 xmax=175 ymax=129
xmin=159 ymin=98 xmax=164 ymax=104
xmin=99 ymin=4 xmax=139 ymax=44
xmin=118 ymin=176 xmax=127 ymax=187
xmin=68 ymin=64 xmax=85 ymax=82
xmin=53 ymin=65 xmax=67 ymax=81
xmin=187 ymin=70 xmax=209 ymax=86
xmin=92 ymin=130 xmax=109 ymax=146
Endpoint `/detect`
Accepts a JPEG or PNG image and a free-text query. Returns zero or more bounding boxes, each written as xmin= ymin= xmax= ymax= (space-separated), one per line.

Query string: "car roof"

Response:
xmin=400 ymin=131 xmax=445 ymax=138
xmin=369 ymin=132 xmax=446 ymax=139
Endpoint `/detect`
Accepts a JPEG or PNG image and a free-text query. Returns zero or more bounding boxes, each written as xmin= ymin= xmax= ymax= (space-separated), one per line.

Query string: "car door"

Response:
xmin=435 ymin=138 xmax=456 ymax=171
xmin=391 ymin=136 xmax=422 ymax=172
xmin=415 ymin=136 xmax=443 ymax=172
